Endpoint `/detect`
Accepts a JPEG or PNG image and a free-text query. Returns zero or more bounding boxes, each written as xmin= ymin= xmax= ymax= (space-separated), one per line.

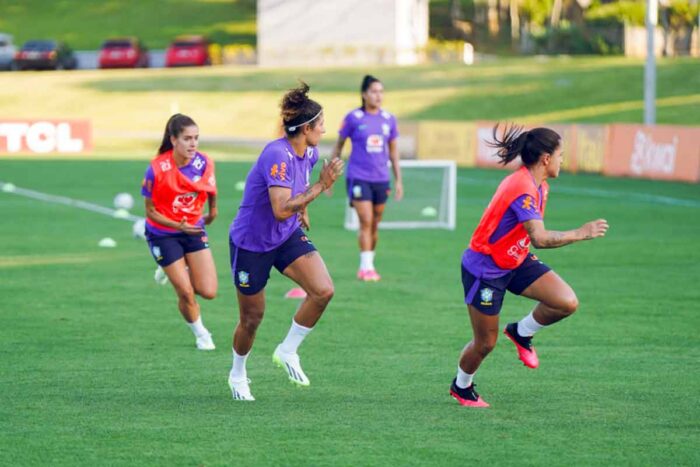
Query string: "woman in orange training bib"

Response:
xmin=449 ymin=124 xmax=609 ymax=408
xmin=141 ymin=114 xmax=219 ymax=351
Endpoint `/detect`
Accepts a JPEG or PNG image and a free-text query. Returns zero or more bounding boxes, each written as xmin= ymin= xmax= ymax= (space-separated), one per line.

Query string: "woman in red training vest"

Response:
xmin=141 ymin=114 xmax=219 ymax=351
xmin=449 ymin=124 xmax=609 ymax=408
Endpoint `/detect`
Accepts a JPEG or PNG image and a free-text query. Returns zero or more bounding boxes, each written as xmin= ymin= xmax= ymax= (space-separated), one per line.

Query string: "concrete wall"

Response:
xmin=257 ymin=0 xmax=429 ymax=67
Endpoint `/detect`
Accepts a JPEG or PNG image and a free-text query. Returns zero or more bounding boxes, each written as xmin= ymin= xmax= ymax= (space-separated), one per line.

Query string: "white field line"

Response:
xmin=0 ymin=181 xmax=144 ymax=222
xmin=458 ymin=176 xmax=700 ymax=208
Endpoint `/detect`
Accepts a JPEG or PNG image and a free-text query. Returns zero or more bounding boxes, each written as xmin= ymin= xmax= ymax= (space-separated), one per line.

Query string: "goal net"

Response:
xmin=344 ymin=160 xmax=457 ymax=230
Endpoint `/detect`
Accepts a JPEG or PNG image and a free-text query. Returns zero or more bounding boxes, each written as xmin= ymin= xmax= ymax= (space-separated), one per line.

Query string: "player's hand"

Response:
xmin=178 ymin=219 xmax=204 ymax=235
xmin=580 ymin=219 xmax=608 ymax=240
xmin=298 ymin=209 xmax=310 ymax=230
xmin=394 ymin=180 xmax=404 ymax=201
xmin=319 ymin=158 xmax=344 ymax=190
xmin=203 ymin=207 xmax=218 ymax=225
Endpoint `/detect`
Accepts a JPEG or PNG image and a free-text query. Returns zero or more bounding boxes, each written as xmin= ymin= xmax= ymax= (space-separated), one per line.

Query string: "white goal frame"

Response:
xmin=344 ymin=159 xmax=457 ymax=231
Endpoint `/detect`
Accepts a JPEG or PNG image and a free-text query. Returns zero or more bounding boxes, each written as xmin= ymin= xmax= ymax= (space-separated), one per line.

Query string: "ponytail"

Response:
xmin=158 ymin=113 xmax=197 ymax=154
xmin=488 ymin=123 xmax=561 ymax=167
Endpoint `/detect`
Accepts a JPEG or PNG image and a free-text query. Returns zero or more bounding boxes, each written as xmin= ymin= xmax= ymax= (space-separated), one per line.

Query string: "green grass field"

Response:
xmin=0 ymin=0 xmax=256 ymax=48
xmin=1 ymin=57 xmax=698 ymax=157
xmin=1 ymin=159 xmax=699 ymax=465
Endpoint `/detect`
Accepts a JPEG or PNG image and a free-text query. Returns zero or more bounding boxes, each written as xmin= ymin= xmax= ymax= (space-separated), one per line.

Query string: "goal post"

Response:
xmin=344 ymin=160 xmax=457 ymax=230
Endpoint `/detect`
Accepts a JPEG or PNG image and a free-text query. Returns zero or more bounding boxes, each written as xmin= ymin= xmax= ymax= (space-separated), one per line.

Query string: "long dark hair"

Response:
xmin=360 ymin=74 xmax=381 ymax=110
xmin=488 ymin=123 xmax=561 ymax=167
xmin=281 ymin=82 xmax=323 ymax=137
xmin=158 ymin=113 xmax=197 ymax=154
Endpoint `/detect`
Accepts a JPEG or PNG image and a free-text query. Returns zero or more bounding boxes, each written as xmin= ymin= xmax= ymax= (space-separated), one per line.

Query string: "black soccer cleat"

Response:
xmin=449 ymin=378 xmax=489 ymax=407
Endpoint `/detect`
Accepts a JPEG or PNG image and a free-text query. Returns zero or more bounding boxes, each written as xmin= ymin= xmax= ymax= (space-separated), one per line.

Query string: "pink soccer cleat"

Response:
xmin=449 ymin=379 xmax=490 ymax=408
xmin=357 ymin=269 xmax=381 ymax=282
xmin=504 ymin=322 xmax=539 ymax=369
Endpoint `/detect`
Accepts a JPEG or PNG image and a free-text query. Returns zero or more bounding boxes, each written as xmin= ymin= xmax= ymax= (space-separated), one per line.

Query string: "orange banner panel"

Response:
xmin=604 ymin=124 xmax=700 ymax=182
xmin=0 ymin=120 xmax=92 ymax=155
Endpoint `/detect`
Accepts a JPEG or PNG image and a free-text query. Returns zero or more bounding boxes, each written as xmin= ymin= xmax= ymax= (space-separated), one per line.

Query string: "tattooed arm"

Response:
xmin=523 ymin=219 xmax=609 ymax=249
xmin=268 ymin=158 xmax=344 ymax=221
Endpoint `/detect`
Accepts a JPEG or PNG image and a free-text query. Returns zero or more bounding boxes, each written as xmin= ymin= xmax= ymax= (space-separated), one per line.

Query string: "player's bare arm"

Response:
xmin=330 ymin=136 xmax=346 ymax=160
xmin=204 ymin=193 xmax=217 ymax=225
xmin=388 ymin=139 xmax=403 ymax=200
xmin=523 ymin=218 xmax=608 ymax=249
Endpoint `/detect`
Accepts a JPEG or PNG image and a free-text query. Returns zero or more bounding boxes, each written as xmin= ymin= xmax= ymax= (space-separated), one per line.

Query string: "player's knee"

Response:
xmin=560 ymin=294 xmax=579 ymax=316
xmin=241 ymin=310 xmax=264 ymax=333
xmin=311 ymin=283 xmax=334 ymax=305
xmin=197 ymin=286 xmax=217 ymax=300
xmin=475 ymin=339 xmax=496 ymax=357
xmin=177 ymin=288 xmax=197 ymax=306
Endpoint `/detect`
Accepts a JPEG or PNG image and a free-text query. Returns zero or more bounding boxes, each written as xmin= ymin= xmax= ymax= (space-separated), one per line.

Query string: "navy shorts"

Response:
xmin=461 ymin=253 xmax=552 ymax=315
xmin=230 ymin=228 xmax=317 ymax=295
xmin=147 ymin=231 xmax=209 ymax=267
xmin=347 ymin=178 xmax=391 ymax=206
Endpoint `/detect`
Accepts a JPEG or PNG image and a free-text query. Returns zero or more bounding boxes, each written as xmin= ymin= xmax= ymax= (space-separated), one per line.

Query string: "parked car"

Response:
xmin=14 ymin=40 xmax=77 ymax=70
xmin=0 ymin=33 xmax=16 ymax=70
xmin=99 ymin=38 xmax=149 ymax=68
xmin=165 ymin=35 xmax=210 ymax=67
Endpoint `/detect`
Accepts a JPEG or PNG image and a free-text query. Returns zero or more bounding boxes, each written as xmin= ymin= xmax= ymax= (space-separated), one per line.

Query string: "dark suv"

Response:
xmin=14 ymin=40 xmax=77 ymax=70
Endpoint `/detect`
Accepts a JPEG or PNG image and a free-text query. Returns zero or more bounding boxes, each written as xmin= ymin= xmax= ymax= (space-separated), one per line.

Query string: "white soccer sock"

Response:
xmin=517 ymin=311 xmax=545 ymax=337
xmin=279 ymin=320 xmax=313 ymax=354
xmin=187 ymin=316 xmax=209 ymax=338
xmin=230 ymin=349 xmax=249 ymax=380
xmin=360 ymin=251 xmax=375 ymax=271
xmin=455 ymin=366 xmax=474 ymax=389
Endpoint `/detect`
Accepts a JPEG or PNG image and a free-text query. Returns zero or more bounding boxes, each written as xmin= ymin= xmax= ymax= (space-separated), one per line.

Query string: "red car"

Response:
xmin=99 ymin=38 xmax=149 ymax=69
xmin=165 ymin=36 xmax=210 ymax=67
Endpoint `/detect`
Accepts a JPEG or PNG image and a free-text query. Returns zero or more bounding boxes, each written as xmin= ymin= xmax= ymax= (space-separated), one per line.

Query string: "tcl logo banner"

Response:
xmin=0 ymin=120 xmax=92 ymax=154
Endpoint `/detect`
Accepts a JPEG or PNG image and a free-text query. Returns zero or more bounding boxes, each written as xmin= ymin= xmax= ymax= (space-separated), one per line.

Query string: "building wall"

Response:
xmin=257 ymin=0 xmax=428 ymax=67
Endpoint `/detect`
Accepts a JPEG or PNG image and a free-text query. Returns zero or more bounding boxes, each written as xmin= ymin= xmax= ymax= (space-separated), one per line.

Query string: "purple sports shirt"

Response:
xmin=340 ymin=108 xmax=398 ymax=182
xmin=229 ymin=138 xmax=319 ymax=252
xmin=141 ymin=152 xmax=209 ymax=236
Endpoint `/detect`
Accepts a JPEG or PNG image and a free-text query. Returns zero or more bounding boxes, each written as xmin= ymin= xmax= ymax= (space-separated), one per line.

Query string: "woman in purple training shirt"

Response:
xmin=332 ymin=75 xmax=403 ymax=282
xmin=226 ymin=83 xmax=344 ymax=401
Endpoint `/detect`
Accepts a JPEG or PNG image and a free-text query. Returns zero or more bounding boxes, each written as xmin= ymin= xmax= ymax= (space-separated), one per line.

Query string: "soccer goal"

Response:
xmin=344 ymin=160 xmax=457 ymax=230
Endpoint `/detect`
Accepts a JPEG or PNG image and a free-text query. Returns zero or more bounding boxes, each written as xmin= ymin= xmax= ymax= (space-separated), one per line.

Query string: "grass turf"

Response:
xmin=0 ymin=57 xmax=698 ymax=157
xmin=0 ymin=0 xmax=256 ymax=49
xmin=1 ymin=159 xmax=698 ymax=465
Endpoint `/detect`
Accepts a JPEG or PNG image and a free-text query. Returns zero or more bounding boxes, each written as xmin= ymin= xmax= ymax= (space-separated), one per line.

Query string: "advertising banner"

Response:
xmin=604 ymin=124 xmax=700 ymax=182
xmin=0 ymin=120 xmax=92 ymax=155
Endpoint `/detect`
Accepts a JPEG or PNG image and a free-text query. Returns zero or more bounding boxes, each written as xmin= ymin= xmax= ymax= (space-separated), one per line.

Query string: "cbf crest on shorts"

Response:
xmin=352 ymin=184 xmax=363 ymax=199
xmin=480 ymin=287 xmax=493 ymax=306
xmin=238 ymin=271 xmax=250 ymax=288
xmin=151 ymin=246 xmax=162 ymax=261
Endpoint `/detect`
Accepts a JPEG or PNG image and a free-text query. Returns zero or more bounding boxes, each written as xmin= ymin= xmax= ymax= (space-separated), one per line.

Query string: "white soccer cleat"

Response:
xmin=228 ymin=375 xmax=255 ymax=401
xmin=195 ymin=333 xmax=216 ymax=351
xmin=273 ymin=345 xmax=310 ymax=386
xmin=154 ymin=266 xmax=169 ymax=285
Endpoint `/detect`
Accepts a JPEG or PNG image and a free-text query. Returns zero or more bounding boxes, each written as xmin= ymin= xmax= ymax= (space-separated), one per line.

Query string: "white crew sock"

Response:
xmin=517 ymin=311 xmax=546 ymax=337
xmin=279 ymin=320 xmax=313 ymax=354
xmin=360 ymin=251 xmax=375 ymax=271
xmin=455 ymin=366 xmax=474 ymax=389
xmin=230 ymin=349 xmax=249 ymax=381
xmin=187 ymin=316 xmax=209 ymax=338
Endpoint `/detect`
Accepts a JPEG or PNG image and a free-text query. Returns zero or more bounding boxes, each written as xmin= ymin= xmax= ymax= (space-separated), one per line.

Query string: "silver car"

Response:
xmin=0 ymin=33 xmax=16 ymax=70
